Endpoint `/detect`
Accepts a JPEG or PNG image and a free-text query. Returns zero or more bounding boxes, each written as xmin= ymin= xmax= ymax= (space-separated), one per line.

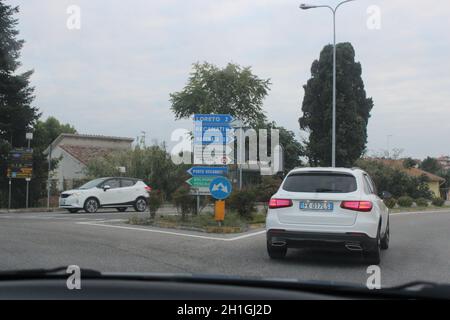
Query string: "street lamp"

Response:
xmin=300 ymin=0 xmax=355 ymax=167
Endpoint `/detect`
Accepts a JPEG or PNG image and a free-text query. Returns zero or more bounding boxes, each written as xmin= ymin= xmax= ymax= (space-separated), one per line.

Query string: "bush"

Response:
xmin=383 ymin=197 xmax=397 ymax=209
xmin=227 ymin=189 xmax=257 ymax=219
xmin=148 ymin=189 xmax=164 ymax=219
xmin=171 ymin=185 xmax=196 ymax=220
xmin=414 ymin=197 xmax=428 ymax=207
xmin=253 ymin=176 xmax=282 ymax=203
xmin=397 ymin=196 xmax=413 ymax=207
xmin=432 ymin=197 xmax=445 ymax=207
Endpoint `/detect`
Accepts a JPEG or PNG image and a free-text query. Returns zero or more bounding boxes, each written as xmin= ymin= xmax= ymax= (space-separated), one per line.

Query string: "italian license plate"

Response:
xmin=300 ymin=201 xmax=333 ymax=211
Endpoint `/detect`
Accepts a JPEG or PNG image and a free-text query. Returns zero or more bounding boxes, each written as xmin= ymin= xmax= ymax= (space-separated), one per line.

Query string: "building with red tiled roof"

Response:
xmin=373 ymin=158 xmax=446 ymax=198
xmin=43 ymin=134 xmax=134 ymax=190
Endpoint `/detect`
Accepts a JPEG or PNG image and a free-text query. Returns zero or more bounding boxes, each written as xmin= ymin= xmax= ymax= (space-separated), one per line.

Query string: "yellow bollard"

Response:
xmin=215 ymin=200 xmax=225 ymax=223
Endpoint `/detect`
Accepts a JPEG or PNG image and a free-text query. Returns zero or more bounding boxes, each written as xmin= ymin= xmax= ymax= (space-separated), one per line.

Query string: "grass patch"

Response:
xmin=127 ymin=211 xmax=266 ymax=233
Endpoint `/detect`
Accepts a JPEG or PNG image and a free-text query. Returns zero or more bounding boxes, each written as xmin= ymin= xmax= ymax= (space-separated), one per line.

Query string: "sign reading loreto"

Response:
xmin=7 ymin=148 xmax=33 ymax=179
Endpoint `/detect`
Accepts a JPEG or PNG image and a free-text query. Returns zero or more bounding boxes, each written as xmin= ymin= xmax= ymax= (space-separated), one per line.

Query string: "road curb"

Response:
xmin=0 ymin=208 xmax=65 ymax=214
xmin=390 ymin=209 xmax=450 ymax=216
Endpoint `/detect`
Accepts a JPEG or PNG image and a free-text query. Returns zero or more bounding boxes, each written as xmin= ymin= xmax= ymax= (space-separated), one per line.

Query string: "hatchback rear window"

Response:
xmin=282 ymin=172 xmax=357 ymax=193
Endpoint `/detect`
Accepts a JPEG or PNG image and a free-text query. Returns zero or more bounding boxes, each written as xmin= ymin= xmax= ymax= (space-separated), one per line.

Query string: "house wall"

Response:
xmin=51 ymin=146 xmax=86 ymax=191
xmin=428 ymin=181 xmax=441 ymax=198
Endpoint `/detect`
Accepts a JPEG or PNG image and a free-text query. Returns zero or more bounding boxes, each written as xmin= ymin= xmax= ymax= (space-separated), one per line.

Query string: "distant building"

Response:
xmin=437 ymin=156 xmax=450 ymax=170
xmin=43 ymin=133 xmax=134 ymax=191
xmin=373 ymin=158 xmax=446 ymax=198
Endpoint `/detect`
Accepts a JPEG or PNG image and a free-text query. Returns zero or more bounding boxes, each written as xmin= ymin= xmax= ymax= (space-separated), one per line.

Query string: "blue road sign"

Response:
xmin=193 ymin=114 xmax=234 ymax=123
xmin=187 ymin=166 xmax=228 ymax=177
xmin=209 ymin=177 xmax=232 ymax=200
xmin=193 ymin=123 xmax=235 ymax=145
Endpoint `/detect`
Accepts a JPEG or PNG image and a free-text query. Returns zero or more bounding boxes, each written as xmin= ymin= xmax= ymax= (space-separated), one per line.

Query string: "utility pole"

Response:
xmin=47 ymin=143 xmax=52 ymax=210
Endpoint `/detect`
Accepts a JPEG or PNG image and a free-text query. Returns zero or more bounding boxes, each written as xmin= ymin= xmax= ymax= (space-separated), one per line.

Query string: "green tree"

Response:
xmin=420 ymin=157 xmax=442 ymax=174
xmin=170 ymin=62 xmax=270 ymax=127
xmin=299 ymin=43 xmax=373 ymax=167
xmin=0 ymin=2 xmax=39 ymax=207
xmin=264 ymin=122 xmax=303 ymax=172
xmin=33 ymin=117 xmax=76 ymax=149
xmin=403 ymin=157 xmax=417 ymax=169
xmin=27 ymin=117 xmax=77 ymax=206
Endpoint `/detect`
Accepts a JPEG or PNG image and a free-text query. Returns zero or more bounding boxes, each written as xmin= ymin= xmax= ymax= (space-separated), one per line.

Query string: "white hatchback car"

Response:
xmin=266 ymin=167 xmax=390 ymax=264
xmin=59 ymin=177 xmax=151 ymax=213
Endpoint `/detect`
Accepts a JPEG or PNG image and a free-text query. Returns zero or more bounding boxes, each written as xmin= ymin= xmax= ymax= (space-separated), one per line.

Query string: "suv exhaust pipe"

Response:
xmin=345 ymin=243 xmax=362 ymax=251
xmin=271 ymin=241 xmax=287 ymax=247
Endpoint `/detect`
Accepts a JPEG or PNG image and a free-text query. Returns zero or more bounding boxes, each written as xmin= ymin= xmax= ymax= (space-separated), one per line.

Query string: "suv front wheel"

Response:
xmin=84 ymin=198 xmax=99 ymax=213
xmin=134 ymin=197 xmax=148 ymax=212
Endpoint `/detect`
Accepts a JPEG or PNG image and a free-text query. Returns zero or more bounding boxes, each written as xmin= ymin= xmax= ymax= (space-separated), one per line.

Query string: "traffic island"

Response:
xmin=127 ymin=212 xmax=265 ymax=234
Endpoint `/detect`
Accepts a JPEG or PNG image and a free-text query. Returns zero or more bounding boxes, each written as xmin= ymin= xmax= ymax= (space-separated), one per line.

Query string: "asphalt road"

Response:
xmin=1 ymin=209 xmax=450 ymax=288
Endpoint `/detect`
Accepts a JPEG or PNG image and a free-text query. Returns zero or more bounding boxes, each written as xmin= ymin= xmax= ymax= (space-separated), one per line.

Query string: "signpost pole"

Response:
xmin=25 ymin=178 xmax=30 ymax=209
xmin=196 ymin=188 xmax=200 ymax=215
xmin=239 ymin=127 xmax=243 ymax=190
xmin=8 ymin=178 xmax=12 ymax=210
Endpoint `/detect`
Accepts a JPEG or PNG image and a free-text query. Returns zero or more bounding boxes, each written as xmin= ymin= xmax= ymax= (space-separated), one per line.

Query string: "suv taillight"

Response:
xmin=340 ymin=201 xmax=372 ymax=212
xmin=269 ymin=198 xmax=293 ymax=209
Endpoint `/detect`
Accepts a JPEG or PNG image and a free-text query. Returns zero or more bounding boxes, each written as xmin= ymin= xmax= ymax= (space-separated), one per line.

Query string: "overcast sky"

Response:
xmin=7 ymin=0 xmax=450 ymax=159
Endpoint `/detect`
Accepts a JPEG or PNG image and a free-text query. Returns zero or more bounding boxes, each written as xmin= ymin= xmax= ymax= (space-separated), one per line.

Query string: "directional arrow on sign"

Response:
xmin=211 ymin=182 xmax=228 ymax=193
xmin=187 ymin=166 xmax=228 ymax=177
xmin=186 ymin=176 xmax=215 ymax=188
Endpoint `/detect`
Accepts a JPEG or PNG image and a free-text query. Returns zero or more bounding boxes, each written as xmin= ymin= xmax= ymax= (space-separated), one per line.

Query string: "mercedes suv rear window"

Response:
xmin=282 ymin=172 xmax=357 ymax=193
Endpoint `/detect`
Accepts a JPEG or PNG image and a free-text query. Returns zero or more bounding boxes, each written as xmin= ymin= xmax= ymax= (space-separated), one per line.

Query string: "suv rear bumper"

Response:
xmin=267 ymin=229 xmax=377 ymax=251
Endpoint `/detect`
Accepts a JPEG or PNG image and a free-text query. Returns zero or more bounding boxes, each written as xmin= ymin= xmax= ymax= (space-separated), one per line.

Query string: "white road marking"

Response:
xmin=76 ymin=221 xmax=266 ymax=241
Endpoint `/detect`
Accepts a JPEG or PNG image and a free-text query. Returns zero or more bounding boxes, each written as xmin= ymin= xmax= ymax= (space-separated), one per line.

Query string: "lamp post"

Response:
xmin=25 ymin=132 xmax=33 ymax=209
xmin=300 ymin=0 xmax=355 ymax=167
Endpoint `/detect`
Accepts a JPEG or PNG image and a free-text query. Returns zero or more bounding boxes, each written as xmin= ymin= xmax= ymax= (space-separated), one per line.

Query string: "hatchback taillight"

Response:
xmin=269 ymin=198 xmax=293 ymax=209
xmin=340 ymin=201 xmax=372 ymax=212
xmin=144 ymin=186 xmax=152 ymax=192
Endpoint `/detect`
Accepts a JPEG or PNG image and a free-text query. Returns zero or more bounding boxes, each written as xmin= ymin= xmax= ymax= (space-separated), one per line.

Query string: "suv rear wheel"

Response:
xmin=380 ymin=219 xmax=390 ymax=250
xmin=364 ymin=227 xmax=381 ymax=265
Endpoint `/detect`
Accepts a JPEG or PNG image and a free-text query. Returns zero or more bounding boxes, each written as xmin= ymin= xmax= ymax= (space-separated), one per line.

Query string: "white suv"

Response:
xmin=266 ymin=167 xmax=390 ymax=264
xmin=59 ymin=177 xmax=151 ymax=213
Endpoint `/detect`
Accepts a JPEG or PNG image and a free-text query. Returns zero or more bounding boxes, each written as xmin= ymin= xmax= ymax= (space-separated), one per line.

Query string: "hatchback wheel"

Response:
xmin=84 ymin=198 xmax=99 ymax=213
xmin=134 ymin=197 xmax=147 ymax=212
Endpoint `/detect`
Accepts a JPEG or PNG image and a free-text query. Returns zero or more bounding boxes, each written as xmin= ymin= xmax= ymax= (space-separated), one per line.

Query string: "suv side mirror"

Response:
xmin=103 ymin=185 xmax=111 ymax=191
xmin=381 ymin=191 xmax=392 ymax=199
